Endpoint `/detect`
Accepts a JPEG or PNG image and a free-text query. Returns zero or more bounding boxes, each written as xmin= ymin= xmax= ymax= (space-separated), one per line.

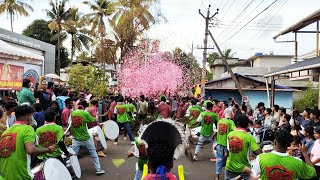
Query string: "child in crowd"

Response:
xmin=252 ymin=120 xmax=262 ymax=144
xmin=302 ymin=126 xmax=315 ymax=155
xmin=287 ymin=136 xmax=304 ymax=161
xmin=33 ymin=103 xmax=45 ymax=129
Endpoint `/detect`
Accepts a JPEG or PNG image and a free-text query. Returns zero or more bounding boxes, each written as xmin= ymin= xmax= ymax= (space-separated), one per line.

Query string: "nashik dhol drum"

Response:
xmin=31 ymin=158 xmax=72 ymax=180
xmin=88 ymin=126 xmax=107 ymax=150
xmin=62 ymin=148 xmax=81 ymax=178
xmin=138 ymin=118 xmax=190 ymax=160
xmin=100 ymin=120 xmax=119 ymax=140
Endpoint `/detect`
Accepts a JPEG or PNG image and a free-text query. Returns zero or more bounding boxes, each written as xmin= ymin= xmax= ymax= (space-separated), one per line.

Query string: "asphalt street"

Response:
xmin=79 ymin=135 xmax=217 ymax=180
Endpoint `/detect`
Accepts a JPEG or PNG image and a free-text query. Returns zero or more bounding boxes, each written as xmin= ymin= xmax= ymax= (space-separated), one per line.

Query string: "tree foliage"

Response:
xmin=22 ymin=19 xmax=53 ymax=43
xmin=67 ymin=63 xmax=108 ymax=96
xmin=293 ymin=86 xmax=319 ymax=112
xmin=0 ymin=0 xmax=34 ymax=31
xmin=45 ymin=0 xmax=73 ymax=75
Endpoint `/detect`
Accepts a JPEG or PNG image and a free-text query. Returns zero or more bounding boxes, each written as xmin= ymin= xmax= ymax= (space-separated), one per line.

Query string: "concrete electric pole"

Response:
xmin=199 ymin=5 xmax=219 ymax=98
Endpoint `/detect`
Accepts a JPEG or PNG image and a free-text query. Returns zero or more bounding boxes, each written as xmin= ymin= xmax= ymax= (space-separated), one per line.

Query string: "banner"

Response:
xmin=0 ymin=63 xmax=24 ymax=90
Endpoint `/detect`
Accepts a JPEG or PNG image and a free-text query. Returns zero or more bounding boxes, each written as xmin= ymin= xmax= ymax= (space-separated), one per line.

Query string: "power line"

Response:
xmin=216 ymin=0 xmax=257 ymax=39
xmin=219 ymin=0 xmax=236 ymax=20
xmin=219 ymin=0 xmax=280 ymax=46
xmin=252 ymin=0 xmax=288 ymax=39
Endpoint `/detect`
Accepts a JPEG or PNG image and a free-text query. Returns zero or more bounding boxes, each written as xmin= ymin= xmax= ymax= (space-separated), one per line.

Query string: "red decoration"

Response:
xmin=218 ymin=123 xmax=228 ymax=135
xmin=39 ymin=131 xmax=57 ymax=148
xmin=72 ymin=116 xmax=83 ymax=128
xmin=228 ymin=136 xmax=243 ymax=153
xmin=0 ymin=133 xmax=17 ymax=158
xmin=266 ymin=165 xmax=294 ymax=179
xmin=191 ymin=110 xmax=200 ymax=118
xmin=204 ymin=116 xmax=213 ymax=125
xmin=117 ymin=108 xmax=126 ymax=115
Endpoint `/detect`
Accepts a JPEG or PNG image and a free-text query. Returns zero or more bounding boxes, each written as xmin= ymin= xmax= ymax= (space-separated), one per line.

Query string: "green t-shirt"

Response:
xmin=187 ymin=106 xmax=202 ymax=128
xmin=216 ymin=118 xmax=236 ymax=146
xmin=135 ymin=139 xmax=148 ymax=171
xmin=70 ymin=110 xmax=96 ymax=141
xmin=0 ymin=124 xmax=35 ymax=180
xmin=36 ymin=123 xmax=63 ymax=159
xmin=226 ymin=129 xmax=259 ymax=173
xmin=199 ymin=111 xmax=218 ymax=137
xmin=256 ymin=152 xmax=316 ymax=180
xmin=115 ymin=104 xmax=130 ymax=123
xmin=126 ymin=103 xmax=137 ymax=121
xmin=203 ymin=100 xmax=212 ymax=108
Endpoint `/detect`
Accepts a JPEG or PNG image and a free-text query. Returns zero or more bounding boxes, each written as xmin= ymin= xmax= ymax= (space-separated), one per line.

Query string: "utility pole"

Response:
xmin=199 ymin=5 xmax=219 ymax=98
xmin=208 ymin=30 xmax=245 ymax=97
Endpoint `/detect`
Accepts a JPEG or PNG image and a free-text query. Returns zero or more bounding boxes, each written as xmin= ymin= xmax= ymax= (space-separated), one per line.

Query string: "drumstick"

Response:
xmin=178 ymin=165 xmax=185 ymax=180
xmin=56 ymin=122 xmax=72 ymax=145
xmin=141 ymin=164 xmax=148 ymax=180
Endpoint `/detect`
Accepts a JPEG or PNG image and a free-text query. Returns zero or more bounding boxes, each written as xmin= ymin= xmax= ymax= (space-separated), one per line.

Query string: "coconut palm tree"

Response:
xmin=67 ymin=7 xmax=93 ymax=62
xmin=83 ymin=0 xmax=115 ymax=36
xmin=45 ymin=0 xmax=73 ymax=75
xmin=110 ymin=0 xmax=157 ymax=62
xmin=0 ymin=0 xmax=34 ymax=32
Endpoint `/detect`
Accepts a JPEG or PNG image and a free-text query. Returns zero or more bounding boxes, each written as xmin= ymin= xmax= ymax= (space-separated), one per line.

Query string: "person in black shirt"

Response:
xmin=310 ymin=109 xmax=320 ymax=127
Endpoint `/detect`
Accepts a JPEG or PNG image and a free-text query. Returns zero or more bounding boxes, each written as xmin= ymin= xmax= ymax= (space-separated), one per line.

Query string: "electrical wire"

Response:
xmin=250 ymin=0 xmax=288 ymax=40
xmin=216 ymin=0 xmax=257 ymax=39
xmin=219 ymin=0 xmax=280 ymax=46
xmin=219 ymin=0 xmax=236 ymax=20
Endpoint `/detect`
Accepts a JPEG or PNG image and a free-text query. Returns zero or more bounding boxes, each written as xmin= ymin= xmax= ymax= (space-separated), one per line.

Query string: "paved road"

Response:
xmin=79 ymin=135 xmax=217 ymax=180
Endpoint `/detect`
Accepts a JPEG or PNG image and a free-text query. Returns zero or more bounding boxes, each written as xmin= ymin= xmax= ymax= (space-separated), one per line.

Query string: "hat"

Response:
xmin=224 ymin=107 xmax=232 ymax=119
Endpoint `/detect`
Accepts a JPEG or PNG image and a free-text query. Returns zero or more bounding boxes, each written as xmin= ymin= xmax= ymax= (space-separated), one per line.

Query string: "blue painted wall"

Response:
xmin=206 ymin=90 xmax=293 ymax=109
xmin=244 ymin=91 xmax=293 ymax=109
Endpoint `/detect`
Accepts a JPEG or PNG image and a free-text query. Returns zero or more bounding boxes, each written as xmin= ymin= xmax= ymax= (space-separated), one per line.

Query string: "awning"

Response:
xmin=0 ymin=39 xmax=44 ymax=61
xmin=264 ymin=56 xmax=320 ymax=77
xmin=273 ymin=9 xmax=320 ymax=39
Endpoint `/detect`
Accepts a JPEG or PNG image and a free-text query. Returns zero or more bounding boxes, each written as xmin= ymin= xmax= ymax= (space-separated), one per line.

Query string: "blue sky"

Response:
xmin=0 ymin=0 xmax=319 ymax=63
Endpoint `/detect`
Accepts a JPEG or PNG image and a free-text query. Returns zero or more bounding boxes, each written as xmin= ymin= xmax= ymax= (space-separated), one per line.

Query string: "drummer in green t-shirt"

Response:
xmin=114 ymin=96 xmax=135 ymax=145
xmin=225 ymin=114 xmax=261 ymax=179
xmin=251 ymin=128 xmax=316 ymax=180
xmin=70 ymin=101 xmax=105 ymax=176
xmin=36 ymin=109 xmax=72 ymax=161
xmin=193 ymin=101 xmax=219 ymax=161
xmin=0 ymin=105 xmax=56 ymax=180
xmin=186 ymin=99 xmax=203 ymax=129
xmin=215 ymin=108 xmax=236 ymax=180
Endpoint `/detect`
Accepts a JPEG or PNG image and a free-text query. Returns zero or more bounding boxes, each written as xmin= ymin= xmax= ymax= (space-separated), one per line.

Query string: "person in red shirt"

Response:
xmin=108 ymin=97 xmax=117 ymax=120
xmin=176 ymin=98 xmax=188 ymax=119
xmin=212 ymin=100 xmax=220 ymax=113
xmin=88 ymin=99 xmax=99 ymax=128
xmin=61 ymin=98 xmax=73 ymax=127
xmin=218 ymin=101 xmax=228 ymax=119
xmin=157 ymin=96 xmax=171 ymax=119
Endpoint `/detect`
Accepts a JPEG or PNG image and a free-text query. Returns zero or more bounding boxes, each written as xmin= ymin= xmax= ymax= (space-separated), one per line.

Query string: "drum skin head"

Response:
xmin=102 ymin=120 xmax=120 ymax=140
xmin=43 ymin=158 xmax=72 ymax=180
xmin=68 ymin=148 xmax=81 ymax=178
xmin=88 ymin=126 xmax=107 ymax=149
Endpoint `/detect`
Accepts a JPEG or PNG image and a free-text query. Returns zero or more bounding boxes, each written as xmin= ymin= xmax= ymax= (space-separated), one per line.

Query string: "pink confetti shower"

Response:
xmin=117 ymin=41 xmax=185 ymax=97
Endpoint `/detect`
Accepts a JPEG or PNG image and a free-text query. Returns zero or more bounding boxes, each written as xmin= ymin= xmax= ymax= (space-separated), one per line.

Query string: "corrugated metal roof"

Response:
xmin=206 ymin=73 xmax=294 ymax=90
xmin=273 ymin=9 xmax=320 ymax=39
xmin=264 ymin=56 xmax=320 ymax=77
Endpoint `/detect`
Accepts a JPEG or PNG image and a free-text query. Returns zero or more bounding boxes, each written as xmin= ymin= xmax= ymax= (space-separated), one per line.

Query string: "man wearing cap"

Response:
xmin=215 ymin=108 xmax=236 ymax=180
